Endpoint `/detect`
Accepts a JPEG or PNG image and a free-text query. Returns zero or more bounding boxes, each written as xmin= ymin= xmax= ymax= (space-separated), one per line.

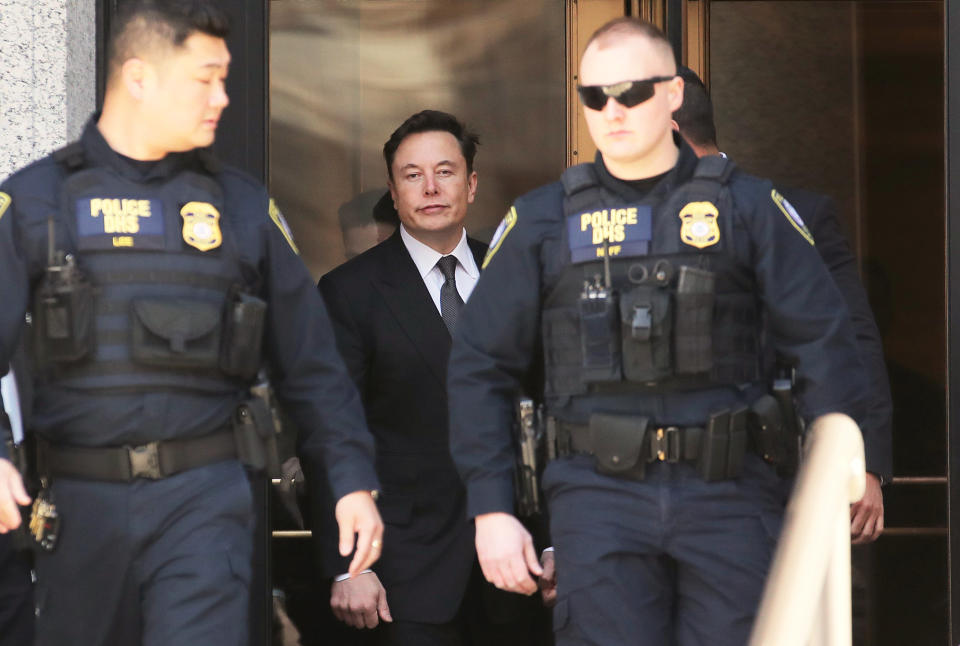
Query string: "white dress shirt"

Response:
xmin=2 ymin=367 xmax=23 ymax=443
xmin=399 ymin=225 xmax=479 ymax=311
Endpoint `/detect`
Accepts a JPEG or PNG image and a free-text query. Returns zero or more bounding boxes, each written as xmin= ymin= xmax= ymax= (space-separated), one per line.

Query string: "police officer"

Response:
xmin=0 ymin=2 xmax=382 ymax=645
xmin=671 ymin=65 xmax=892 ymax=544
xmin=448 ymin=17 xmax=868 ymax=646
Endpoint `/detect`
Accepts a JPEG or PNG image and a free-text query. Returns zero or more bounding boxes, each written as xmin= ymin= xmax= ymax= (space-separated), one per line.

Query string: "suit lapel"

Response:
xmin=372 ymin=232 xmax=451 ymax=388
xmin=467 ymin=237 xmax=487 ymax=271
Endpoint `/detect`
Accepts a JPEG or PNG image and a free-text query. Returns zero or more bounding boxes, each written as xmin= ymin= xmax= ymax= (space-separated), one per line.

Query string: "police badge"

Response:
xmin=180 ymin=201 xmax=222 ymax=251
xmin=678 ymin=201 xmax=721 ymax=249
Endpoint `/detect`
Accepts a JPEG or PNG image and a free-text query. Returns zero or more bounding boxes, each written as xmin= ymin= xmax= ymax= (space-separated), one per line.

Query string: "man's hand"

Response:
xmin=330 ymin=571 xmax=392 ymax=629
xmin=539 ymin=549 xmax=557 ymax=607
xmin=0 ymin=458 xmax=30 ymax=533
xmin=475 ymin=512 xmax=542 ymax=595
xmin=335 ymin=490 xmax=384 ymax=577
xmin=851 ymin=472 xmax=883 ymax=545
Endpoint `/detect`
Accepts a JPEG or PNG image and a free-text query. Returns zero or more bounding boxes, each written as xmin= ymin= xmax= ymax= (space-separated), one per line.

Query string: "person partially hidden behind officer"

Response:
xmin=670 ymin=66 xmax=892 ymax=543
xmin=447 ymin=17 xmax=870 ymax=646
xmin=0 ymin=2 xmax=383 ymax=645
xmin=315 ymin=110 xmax=545 ymax=646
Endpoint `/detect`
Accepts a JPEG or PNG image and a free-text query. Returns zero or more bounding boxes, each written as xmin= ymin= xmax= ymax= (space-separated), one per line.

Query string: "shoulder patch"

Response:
xmin=771 ymin=189 xmax=814 ymax=246
xmin=482 ymin=206 xmax=518 ymax=269
xmin=0 ymin=192 xmax=9 ymax=220
xmin=269 ymin=198 xmax=299 ymax=255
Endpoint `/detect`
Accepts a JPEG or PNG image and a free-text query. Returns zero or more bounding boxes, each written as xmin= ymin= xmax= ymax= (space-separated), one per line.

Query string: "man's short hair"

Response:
xmin=107 ymin=0 xmax=230 ymax=82
xmin=673 ymin=67 xmax=718 ymax=149
xmin=372 ymin=191 xmax=400 ymax=226
xmin=584 ymin=17 xmax=674 ymax=65
xmin=383 ymin=110 xmax=480 ymax=180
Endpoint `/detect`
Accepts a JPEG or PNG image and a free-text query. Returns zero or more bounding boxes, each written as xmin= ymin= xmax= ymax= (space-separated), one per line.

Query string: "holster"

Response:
xmin=233 ymin=397 xmax=280 ymax=478
xmin=750 ymin=394 xmax=788 ymax=468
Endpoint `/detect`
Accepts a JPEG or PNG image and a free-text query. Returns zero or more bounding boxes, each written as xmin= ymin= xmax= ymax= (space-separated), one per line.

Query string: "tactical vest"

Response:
xmin=541 ymin=156 xmax=762 ymax=400
xmin=30 ymin=143 xmax=265 ymax=394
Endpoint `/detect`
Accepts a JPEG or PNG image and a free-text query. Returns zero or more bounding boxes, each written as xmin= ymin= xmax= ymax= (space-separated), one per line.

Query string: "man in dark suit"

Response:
xmin=670 ymin=70 xmax=893 ymax=534
xmin=315 ymin=110 xmax=538 ymax=645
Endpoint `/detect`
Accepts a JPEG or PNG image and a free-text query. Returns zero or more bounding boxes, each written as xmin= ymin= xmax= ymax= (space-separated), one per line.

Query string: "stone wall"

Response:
xmin=0 ymin=0 xmax=96 ymax=181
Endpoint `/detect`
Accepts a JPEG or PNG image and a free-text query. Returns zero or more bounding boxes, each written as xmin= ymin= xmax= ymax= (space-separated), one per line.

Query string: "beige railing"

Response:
xmin=749 ymin=413 xmax=866 ymax=646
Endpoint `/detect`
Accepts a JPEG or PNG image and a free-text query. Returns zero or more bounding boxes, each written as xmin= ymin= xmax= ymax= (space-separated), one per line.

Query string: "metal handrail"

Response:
xmin=749 ymin=413 xmax=866 ymax=646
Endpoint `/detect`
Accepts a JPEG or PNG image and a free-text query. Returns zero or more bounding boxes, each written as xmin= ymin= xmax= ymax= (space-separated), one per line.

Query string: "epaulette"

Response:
xmin=51 ymin=142 xmax=86 ymax=171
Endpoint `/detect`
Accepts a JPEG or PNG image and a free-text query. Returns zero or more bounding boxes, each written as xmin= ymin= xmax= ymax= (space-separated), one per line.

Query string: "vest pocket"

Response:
xmin=673 ymin=266 xmax=715 ymax=375
xmin=619 ymin=286 xmax=671 ymax=382
xmin=130 ymin=298 xmax=222 ymax=368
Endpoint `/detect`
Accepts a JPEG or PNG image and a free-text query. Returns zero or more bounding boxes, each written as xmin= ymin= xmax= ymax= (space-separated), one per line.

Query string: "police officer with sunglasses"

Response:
xmin=447 ymin=17 xmax=868 ymax=646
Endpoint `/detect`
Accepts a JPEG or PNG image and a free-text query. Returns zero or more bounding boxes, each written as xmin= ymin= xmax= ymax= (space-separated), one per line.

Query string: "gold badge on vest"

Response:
xmin=180 ymin=201 xmax=222 ymax=252
xmin=678 ymin=201 xmax=720 ymax=249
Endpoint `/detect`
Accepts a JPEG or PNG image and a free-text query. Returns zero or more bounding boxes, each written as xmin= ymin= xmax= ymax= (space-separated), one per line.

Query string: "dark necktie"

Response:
xmin=437 ymin=255 xmax=464 ymax=334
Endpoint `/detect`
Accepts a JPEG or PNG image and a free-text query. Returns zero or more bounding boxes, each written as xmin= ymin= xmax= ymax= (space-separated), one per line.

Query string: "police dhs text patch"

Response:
xmin=567 ymin=205 xmax=651 ymax=263
xmin=76 ymin=197 xmax=165 ymax=250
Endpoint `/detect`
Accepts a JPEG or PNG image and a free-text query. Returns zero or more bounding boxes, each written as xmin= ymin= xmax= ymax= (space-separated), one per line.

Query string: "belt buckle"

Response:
xmin=129 ymin=442 xmax=162 ymax=480
xmin=652 ymin=427 xmax=681 ymax=463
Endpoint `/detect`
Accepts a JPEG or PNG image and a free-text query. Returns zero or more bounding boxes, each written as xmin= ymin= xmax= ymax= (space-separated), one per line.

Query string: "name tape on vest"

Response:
xmin=76 ymin=197 xmax=164 ymax=250
xmin=567 ymin=205 xmax=652 ymax=263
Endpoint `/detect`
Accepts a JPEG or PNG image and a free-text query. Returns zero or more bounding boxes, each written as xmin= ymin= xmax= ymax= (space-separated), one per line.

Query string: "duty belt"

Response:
xmin=550 ymin=407 xmax=751 ymax=482
xmin=555 ymin=421 xmax=708 ymax=462
xmin=38 ymin=429 xmax=237 ymax=482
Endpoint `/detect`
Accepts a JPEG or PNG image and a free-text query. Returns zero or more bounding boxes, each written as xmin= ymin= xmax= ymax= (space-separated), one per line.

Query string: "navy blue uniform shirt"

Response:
xmin=782 ymin=187 xmax=893 ymax=481
xmin=0 ymin=118 xmax=377 ymax=500
xmin=448 ymin=143 xmax=870 ymax=518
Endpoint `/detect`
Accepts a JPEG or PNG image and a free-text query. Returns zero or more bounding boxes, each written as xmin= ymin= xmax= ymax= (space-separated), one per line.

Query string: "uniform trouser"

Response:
xmin=543 ymin=453 xmax=790 ymax=646
xmin=0 ymin=533 xmax=34 ymax=646
xmin=33 ymin=459 xmax=254 ymax=646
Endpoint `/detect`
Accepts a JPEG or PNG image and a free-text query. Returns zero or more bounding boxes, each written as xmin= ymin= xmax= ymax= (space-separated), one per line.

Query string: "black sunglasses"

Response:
xmin=576 ymin=76 xmax=676 ymax=111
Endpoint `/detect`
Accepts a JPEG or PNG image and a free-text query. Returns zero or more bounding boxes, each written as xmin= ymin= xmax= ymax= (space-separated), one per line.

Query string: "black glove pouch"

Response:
xmin=590 ymin=412 xmax=649 ymax=480
xmin=130 ymin=298 xmax=221 ymax=368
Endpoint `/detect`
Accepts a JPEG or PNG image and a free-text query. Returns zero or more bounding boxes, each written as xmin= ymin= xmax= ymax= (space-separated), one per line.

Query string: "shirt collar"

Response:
xmin=399 ymin=225 xmax=478 ymax=279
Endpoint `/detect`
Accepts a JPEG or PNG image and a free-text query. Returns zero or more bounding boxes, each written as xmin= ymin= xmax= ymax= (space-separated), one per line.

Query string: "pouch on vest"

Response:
xmin=130 ymin=298 xmax=221 ymax=368
xmin=674 ymin=266 xmax=715 ymax=375
xmin=578 ymin=289 xmax=622 ymax=384
xmin=33 ymin=255 xmax=96 ymax=365
xmin=620 ymin=285 xmax=671 ymax=382
xmin=590 ymin=412 xmax=648 ymax=480
xmin=220 ymin=289 xmax=266 ymax=380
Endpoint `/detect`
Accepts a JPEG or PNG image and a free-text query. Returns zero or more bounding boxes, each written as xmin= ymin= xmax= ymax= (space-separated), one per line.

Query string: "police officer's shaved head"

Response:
xmin=107 ymin=0 xmax=229 ymax=85
xmin=584 ymin=17 xmax=676 ymax=74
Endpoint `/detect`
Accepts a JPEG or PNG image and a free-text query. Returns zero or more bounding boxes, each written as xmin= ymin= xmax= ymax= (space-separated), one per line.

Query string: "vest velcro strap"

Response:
xmin=39 ymin=429 xmax=236 ymax=482
xmin=53 ymin=359 xmax=224 ymax=381
xmin=561 ymin=163 xmax=600 ymax=196
xmin=692 ymin=155 xmax=736 ymax=183
xmin=95 ymin=271 xmax=235 ymax=291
